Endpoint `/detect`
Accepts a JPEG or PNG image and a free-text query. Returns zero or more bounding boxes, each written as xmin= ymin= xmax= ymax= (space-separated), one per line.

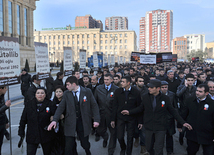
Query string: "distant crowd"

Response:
xmin=1 ymin=61 xmax=214 ymax=155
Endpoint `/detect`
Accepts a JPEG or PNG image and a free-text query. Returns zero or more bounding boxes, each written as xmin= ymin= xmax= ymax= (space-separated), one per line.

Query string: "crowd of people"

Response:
xmin=1 ymin=61 xmax=214 ymax=155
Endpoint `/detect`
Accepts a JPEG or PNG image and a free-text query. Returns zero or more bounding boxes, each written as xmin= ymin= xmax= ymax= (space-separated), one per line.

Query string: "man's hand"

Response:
xmin=5 ymin=100 xmax=11 ymax=107
xmin=47 ymin=121 xmax=57 ymax=131
xmin=93 ymin=122 xmax=99 ymax=128
xmin=138 ymin=124 xmax=143 ymax=130
xmin=177 ymin=128 xmax=182 ymax=132
xmin=111 ymin=121 xmax=115 ymax=128
xmin=183 ymin=123 xmax=192 ymax=130
xmin=121 ymin=110 xmax=129 ymax=115
xmin=5 ymin=123 xmax=9 ymax=129
xmin=185 ymin=80 xmax=188 ymax=87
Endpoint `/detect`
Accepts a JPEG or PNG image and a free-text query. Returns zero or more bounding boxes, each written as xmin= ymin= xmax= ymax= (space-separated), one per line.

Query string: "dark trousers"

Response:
xmin=0 ymin=125 xmax=5 ymax=155
xmin=97 ymin=114 xmax=117 ymax=154
xmin=65 ymin=118 xmax=91 ymax=155
xmin=166 ymin=130 xmax=173 ymax=153
xmin=187 ymin=139 xmax=213 ymax=155
xmin=117 ymin=118 xmax=135 ymax=155
xmin=27 ymin=142 xmax=51 ymax=155
xmin=145 ymin=130 xmax=166 ymax=155
xmin=139 ymin=126 xmax=146 ymax=146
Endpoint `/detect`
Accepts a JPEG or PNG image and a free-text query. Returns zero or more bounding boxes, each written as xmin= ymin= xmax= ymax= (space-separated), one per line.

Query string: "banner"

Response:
xmin=140 ymin=54 xmax=156 ymax=64
xmin=79 ymin=49 xmax=86 ymax=70
xmin=156 ymin=52 xmax=172 ymax=63
xmin=93 ymin=52 xmax=98 ymax=68
xmin=172 ymin=54 xmax=177 ymax=62
xmin=63 ymin=47 xmax=73 ymax=76
xmin=111 ymin=55 xmax=115 ymax=65
xmin=108 ymin=54 xmax=111 ymax=66
xmin=130 ymin=52 xmax=140 ymax=62
xmin=0 ymin=36 xmax=20 ymax=86
xmin=34 ymin=42 xmax=50 ymax=80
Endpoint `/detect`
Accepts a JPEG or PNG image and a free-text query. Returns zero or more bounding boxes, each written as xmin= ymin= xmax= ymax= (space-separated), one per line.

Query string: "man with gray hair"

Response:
xmin=165 ymin=70 xmax=180 ymax=93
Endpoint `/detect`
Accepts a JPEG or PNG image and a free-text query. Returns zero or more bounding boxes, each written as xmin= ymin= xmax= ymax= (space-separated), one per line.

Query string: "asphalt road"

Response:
xmin=1 ymin=99 xmax=203 ymax=155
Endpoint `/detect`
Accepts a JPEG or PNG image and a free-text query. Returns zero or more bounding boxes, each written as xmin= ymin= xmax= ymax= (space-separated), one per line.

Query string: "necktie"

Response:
xmin=74 ymin=91 xmax=78 ymax=103
xmin=152 ymin=96 xmax=156 ymax=111
xmin=106 ymin=86 xmax=108 ymax=91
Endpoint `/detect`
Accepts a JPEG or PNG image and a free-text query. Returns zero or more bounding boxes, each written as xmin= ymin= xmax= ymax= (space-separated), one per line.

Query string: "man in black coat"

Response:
xmin=25 ymin=75 xmax=41 ymax=104
xmin=0 ymin=87 xmax=11 ymax=154
xmin=20 ymin=68 xmax=31 ymax=98
xmin=160 ymin=81 xmax=177 ymax=155
xmin=122 ymin=79 xmax=192 ymax=155
xmin=53 ymin=72 xmax=64 ymax=88
xmin=45 ymin=69 xmax=54 ymax=99
xmin=156 ymin=69 xmax=167 ymax=81
xmin=111 ymin=76 xmax=142 ymax=155
xmin=179 ymin=84 xmax=214 ymax=155
xmin=94 ymin=73 xmax=118 ymax=155
xmin=139 ymin=67 xmax=150 ymax=85
xmin=48 ymin=76 xmax=100 ymax=155
xmin=165 ymin=70 xmax=180 ymax=94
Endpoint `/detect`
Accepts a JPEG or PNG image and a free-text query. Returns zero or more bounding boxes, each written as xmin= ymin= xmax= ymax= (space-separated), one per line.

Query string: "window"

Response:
xmin=94 ymin=40 xmax=96 ymax=44
xmin=105 ymin=46 xmax=107 ymax=49
xmin=87 ymin=46 xmax=89 ymax=50
xmin=94 ymin=34 xmax=96 ymax=38
xmin=49 ymin=47 xmax=51 ymax=50
xmin=83 ymin=46 xmax=84 ymax=49
xmin=125 ymin=51 xmax=127 ymax=54
xmin=58 ymin=36 xmax=60 ymax=39
xmin=40 ymin=36 xmax=42 ymax=40
xmin=125 ymin=40 xmax=127 ymax=43
xmin=49 ymin=36 xmax=51 ymax=39
xmin=87 ymin=40 xmax=89 ymax=44
xmin=82 ymin=41 xmax=84 ymax=44
xmin=63 ymin=41 xmax=65 ymax=45
xmin=54 ymin=36 xmax=56 ymax=39
xmin=82 ymin=34 xmax=84 ymax=38
xmin=72 ymin=35 xmax=74 ymax=38
xmin=63 ymin=35 xmax=65 ymax=39
xmin=100 ymin=40 xmax=103 ymax=44
xmin=120 ymin=34 xmax=122 ymax=37
xmin=59 ymin=47 xmax=60 ymax=50
xmin=68 ymin=41 xmax=70 ymax=44
xmin=120 ymin=40 xmax=122 ymax=43
xmin=115 ymin=34 xmax=117 ymax=37
xmin=174 ymin=41 xmax=176 ymax=45
xmin=87 ymin=34 xmax=89 ymax=38
xmin=110 ymin=46 xmax=112 ymax=49
xmin=110 ymin=40 xmax=112 ymax=43
xmin=115 ymin=45 xmax=117 ymax=49
xmin=77 ymin=46 xmax=79 ymax=50
xmin=94 ymin=46 xmax=96 ymax=49
xmin=77 ymin=35 xmax=79 ymax=38
xmin=68 ymin=35 xmax=70 ymax=38
xmin=72 ymin=41 xmax=74 ymax=44
xmin=100 ymin=46 xmax=103 ymax=49
xmin=44 ymin=36 xmax=46 ymax=39
xmin=53 ymin=47 xmax=55 ymax=50
xmin=100 ymin=34 xmax=103 ymax=38
xmin=58 ymin=41 xmax=60 ymax=45
xmin=105 ymin=40 xmax=107 ymax=44
xmin=24 ymin=8 xmax=27 ymax=44
xmin=110 ymin=34 xmax=112 ymax=37
xmin=125 ymin=45 xmax=127 ymax=49
xmin=17 ymin=5 xmax=20 ymax=36
xmin=105 ymin=34 xmax=108 ymax=38
xmin=115 ymin=40 xmax=118 ymax=43
xmin=8 ymin=1 xmax=12 ymax=34
xmin=120 ymin=45 xmax=122 ymax=49
xmin=125 ymin=33 xmax=127 ymax=37
xmin=49 ymin=42 xmax=51 ymax=45
xmin=54 ymin=41 xmax=55 ymax=45
xmin=77 ymin=41 xmax=79 ymax=44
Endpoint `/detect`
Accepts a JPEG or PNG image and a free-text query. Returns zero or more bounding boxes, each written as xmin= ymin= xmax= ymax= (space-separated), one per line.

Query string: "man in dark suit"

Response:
xmin=178 ymin=84 xmax=214 ymax=155
xmin=45 ymin=69 xmax=54 ymax=99
xmin=48 ymin=76 xmax=100 ymax=155
xmin=122 ymin=79 xmax=192 ymax=155
xmin=111 ymin=76 xmax=142 ymax=155
xmin=94 ymin=73 xmax=118 ymax=155
xmin=53 ymin=72 xmax=64 ymax=88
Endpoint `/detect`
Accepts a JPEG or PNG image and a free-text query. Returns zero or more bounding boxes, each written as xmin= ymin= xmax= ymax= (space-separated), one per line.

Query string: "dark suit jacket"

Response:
xmin=53 ymin=86 xmax=100 ymax=137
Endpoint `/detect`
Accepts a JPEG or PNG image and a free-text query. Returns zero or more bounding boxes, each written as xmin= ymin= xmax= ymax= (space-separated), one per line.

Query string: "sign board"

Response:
xmin=130 ymin=52 xmax=140 ymax=62
xmin=34 ymin=42 xmax=50 ymax=80
xmin=63 ymin=47 xmax=73 ymax=76
xmin=140 ymin=54 xmax=156 ymax=64
xmin=79 ymin=49 xmax=86 ymax=70
xmin=111 ymin=55 xmax=115 ymax=65
xmin=172 ymin=54 xmax=177 ymax=62
xmin=192 ymin=57 xmax=199 ymax=62
xmin=93 ymin=52 xmax=99 ymax=68
xmin=103 ymin=55 xmax=108 ymax=67
xmin=156 ymin=52 xmax=172 ymax=63
xmin=0 ymin=36 xmax=20 ymax=86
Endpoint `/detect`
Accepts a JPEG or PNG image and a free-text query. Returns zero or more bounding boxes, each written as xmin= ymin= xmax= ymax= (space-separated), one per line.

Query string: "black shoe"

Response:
xmin=95 ymin=135 xmax=100 ymax=142
xmin=103 ymin=139 xmax=108 ymax=148
xmin=5 ymin=133 xmax=10 ymax=140
xmin=120 ymin=149 xmax=125 ymax=155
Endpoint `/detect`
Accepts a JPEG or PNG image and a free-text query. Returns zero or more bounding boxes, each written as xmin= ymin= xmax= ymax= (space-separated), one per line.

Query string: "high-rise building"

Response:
xmin=205 ymin=41 xmax=214 ymax=59
xmin=183 ymin=34 xmax=205 ymax=53
xmin=105 ymin=16 xmax=128 ymax=30
xmin=75 ymin=15 xmax=103 ymax=30
xmin=171 ymin=37 xmax=187 ymax=60
xmin=139 ymin=9 xmax=173 ymax=53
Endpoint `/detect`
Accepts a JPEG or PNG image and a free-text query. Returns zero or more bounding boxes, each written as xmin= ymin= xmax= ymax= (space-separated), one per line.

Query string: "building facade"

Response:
xmin=75 ymin=15 xmax=103 ymax=30
xmin=0 ymin=0 xmax=39 ymax=71
xmin=183 ymin=34 xmax=205 ymax=53
xmin=171 ymin=36 xmax=187 ymax=60
xmin=105 ymin=16 xmax=128 ymax=30
xmin=34 ymin=28 xmax=137 ymax=63
xmin=205 ymin=41 xmax=214 ymax=59
xmin=139 ymin=9 xmax=173 ymax=53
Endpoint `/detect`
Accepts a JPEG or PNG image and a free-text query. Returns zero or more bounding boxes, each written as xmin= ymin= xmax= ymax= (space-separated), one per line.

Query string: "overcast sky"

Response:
xmin=34 ymin=0 xmax=214 ymax=45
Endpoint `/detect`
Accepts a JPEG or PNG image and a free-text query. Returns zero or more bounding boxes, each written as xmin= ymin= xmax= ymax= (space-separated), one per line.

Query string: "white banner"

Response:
xmin=64 ymin=47 xmax=73 ymax=76
xmin=140 ymin=54 xmax=156 ymax=64
xmin=0 ymin=36 xmax=20 ymax=86
xmin=34 ymin=42 xmax=50 ymax=80
xmin=79 ymin=50 xmax=86 ymax=69
xmin=108 ymin=54 xmax=111 ymax=66
xmin=111 ymin=55 xmax=115 ymax=65
xmin=93 ymin=52 xmax=98 ymax=68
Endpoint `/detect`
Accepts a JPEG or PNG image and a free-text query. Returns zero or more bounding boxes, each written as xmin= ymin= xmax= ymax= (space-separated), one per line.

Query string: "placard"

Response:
xmin=79 ymin=49 xmax=86 ymax=70
xmin=111 ymin=55 xmax=115 ymax=65
xmin=93 ymin=52 xmax=98 ymax=68
xmin=131 ymin=52 xmax=140 ymax=62
xmin=0 ymin=36 xmax=20 ymax=86
xmin=34 ymin=42 xmax=50 ymax=80
xmin=64 ymin=47 xmax=73 ymax=76
xmin=140 ymin=54 xmax=156 ymax=64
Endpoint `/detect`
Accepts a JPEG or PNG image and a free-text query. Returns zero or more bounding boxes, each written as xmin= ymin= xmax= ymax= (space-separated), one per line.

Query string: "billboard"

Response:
xmin=140 ymin=54 xmax=156 ymax=64
xmin=63 ymin=47 xmax=73 ymax=76
xmin=130 ymin=52 xmax=140 ymax=62
xmin=79 ymin=49 xmax=86 ymax=70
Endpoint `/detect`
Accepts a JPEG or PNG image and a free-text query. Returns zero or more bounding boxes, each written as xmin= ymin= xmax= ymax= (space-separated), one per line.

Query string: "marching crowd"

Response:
xmin=1 ymin=62 xmax=214 ymax=155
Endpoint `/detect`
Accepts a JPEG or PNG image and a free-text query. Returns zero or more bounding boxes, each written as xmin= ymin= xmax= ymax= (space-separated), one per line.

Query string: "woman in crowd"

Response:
xmin=18 ymin=87 xmax=55 ymax=155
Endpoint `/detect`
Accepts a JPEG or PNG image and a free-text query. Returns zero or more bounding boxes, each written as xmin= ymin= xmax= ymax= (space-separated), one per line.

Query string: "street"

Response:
xmin=1 ymin=99 xmax=203 ymax=155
